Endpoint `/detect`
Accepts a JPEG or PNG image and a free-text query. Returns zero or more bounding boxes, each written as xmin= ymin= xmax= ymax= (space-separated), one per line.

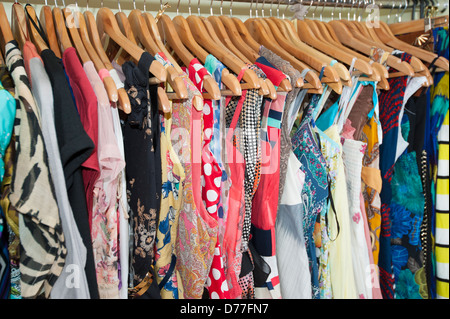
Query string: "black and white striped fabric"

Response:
xmin=5 ymin=40 xmax=66 ymax=299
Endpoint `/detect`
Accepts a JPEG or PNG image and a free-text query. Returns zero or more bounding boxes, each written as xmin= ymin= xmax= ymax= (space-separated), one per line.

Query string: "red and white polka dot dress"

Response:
xmin=188 ymin=59 xmax=230 ymax=299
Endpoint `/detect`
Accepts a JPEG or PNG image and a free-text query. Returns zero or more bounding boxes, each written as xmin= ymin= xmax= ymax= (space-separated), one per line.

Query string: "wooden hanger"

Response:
xmin=261 ymin=17 xmax=343 ymax=92
xmin=343 ymin=20 xmax=431 ymax=87
xmin=218 ymin=15 xmax=293 ymax=93
xmin=22 ymin=3 xmax=48 ymax=54
xmin=143 ymin=12 xmax=185 ymax=74
xmin=96 ymin=7 xmax=167 ymax=84
xmin=374 ymin=20 xmax=449 ymax=72
xmin=276 ymin=17 xmax=352 ymax=86
xmin=184 ymin=14 xmax=261 ymax=91
xmin=305 ymin=18 xmax=390 ymax=89
xmin=0 ymin=3 xmax=14 ymax=56
xmin=244 ymin=18 xmax=323 ymax=93
xmin=344 ymin=19 xmax=427 ymax=75
xmin=209 ymin=14 xmax=292 ymax=94
xmin=218 ymin=15 xmax=260 ymax=62
xmin=114 ymin=9 xmax=136 ymax=65
xmin=264 ymin=17 xmax=347 ymax=91
xmin=166 ymin=14 xmax=241 ymax=98
xmin=128 ymin=9 xmax=188 ymax=101
xmin=389 ymin=15 xmax=449 ymax=36
xmin=74 ymin=9 xmax=124 ymax=109
xmin=296 ymin=19 xmax=375 ymax=78
xmin=328 ymin=20 xmax=416 ymax=78
xmin=311 ymin=19 xmax=389 ymax=90
xmin=83 ymin=9 xmax=131 ymax=114
xmin=96 ymin=7 xmax=171 ymax=114
xmin=155 ymin=14 xmax=206 ymax=110
xmin=200 ymin=16 xmax=273 ymax=99
xmin=155 ymin=14 xmax=222 ymax=104
xmin=39 ymin=1 xmax=61 ymax=58
xmin=63 ymin=7 xmax=91 ymax=63
xmin=52 ymin=3 xmax=73 ymax=52
xmin=11 ymin=2 xmax=28 ymax=51
xmin=305 ymin=18 xmax=380 ymax=81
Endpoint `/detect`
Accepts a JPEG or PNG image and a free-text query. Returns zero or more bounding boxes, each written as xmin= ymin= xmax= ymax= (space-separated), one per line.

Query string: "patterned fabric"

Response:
xmin=6 ymin=40 xmax=66 ymax=299
xmin=432 ymin=27 xmax=449 ymax=300
xmin=0 ymin=202 xmax=10 ymax=299
xmin=360 ymin=116 xmax=382 ymax=265
xmin=378 ymin=51 xmax=412 ymax=299
xmin=88 ymin=62 xmax=125 ymax=299
xmin=0 ymin=64 xmax=20 ymax=299
xmin=316 ymin=126 xmax=340 ymax=299
xmin=436 ymin=110 xmax=449 ymax=299
xmin=153 ymin=53 xmax=184 ymax=299
xmin=291 ymin=93 xmax=329 ymax=299
xmin=121 ymin=52 xmax=161 ymax=299
xmin=251 ymin=91 xmax=287 ymax=299
xmin=172 ymin=66 xmax=217 ymax=300
xmin=187 ymin=59 xmax=229 ymax=299
xmin=155 ymin=113 xmax=184 ymax=299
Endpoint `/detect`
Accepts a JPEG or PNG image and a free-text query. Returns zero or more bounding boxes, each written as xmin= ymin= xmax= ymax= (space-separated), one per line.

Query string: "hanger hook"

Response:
xmin=262 ymin=0 xmax=266 ymax=18
xmin=255 ymin=0 xmax=259 ymax=18
xmin=332 ymin=0 xmax=339 ymax=20
xmin=230 ymin=0 xmax=234 ymax=16
xmin=277 ymin=0 xmax=281 ymax=18
xmin=118 ymin=0 xmax=122 ymax=12
xmin=312 ymin=0 xmax=320 ymax=20
xmin=177 ymin=0 xmax=181 ymax=15
xmin=270 ymin=0 xmax=274 ymax=17
xmin=387 ymin=1 xmax=395 ymax=23
xmin=250 ymin=0 xmax=254 ymax=18
xmin=209 ymin=0 xmax=213 ymax=16
xmin=320 ymin=0 xmax=326 ymax=21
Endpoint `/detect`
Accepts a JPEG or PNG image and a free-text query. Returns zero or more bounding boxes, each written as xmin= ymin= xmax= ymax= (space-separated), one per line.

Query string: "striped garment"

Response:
xmin=5 ymin=40 xmax=66 ymax=299
xmin=436 ymin=110 xmax=449 ymax=299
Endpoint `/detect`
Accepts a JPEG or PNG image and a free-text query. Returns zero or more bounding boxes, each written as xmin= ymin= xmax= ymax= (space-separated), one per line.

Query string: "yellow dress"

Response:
xmin=154 ymin=112 xmax=185 ymax=299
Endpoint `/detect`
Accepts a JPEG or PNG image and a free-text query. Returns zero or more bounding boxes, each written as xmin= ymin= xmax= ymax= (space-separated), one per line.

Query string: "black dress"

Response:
xmin=121 ymin=52 xmax=162 ymax=299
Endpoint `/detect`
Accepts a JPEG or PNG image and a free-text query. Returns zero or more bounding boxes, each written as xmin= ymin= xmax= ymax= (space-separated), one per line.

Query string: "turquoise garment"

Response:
xmin=0 ymin=79 xmax=16 ymax=182
xmin=316 ymin=101 xmax=339 ymax=132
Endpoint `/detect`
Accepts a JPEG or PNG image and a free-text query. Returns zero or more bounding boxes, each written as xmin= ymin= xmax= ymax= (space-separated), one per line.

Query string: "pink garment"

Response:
xmin=188 ymin=59 xmax=230 ymax=299
xmin=84 ymin=62 xmax=125 ymax=299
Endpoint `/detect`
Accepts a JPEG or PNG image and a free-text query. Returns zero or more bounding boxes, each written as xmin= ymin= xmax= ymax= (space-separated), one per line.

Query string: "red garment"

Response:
xmin=223 ymin=91 xmax=247 ymax=299
xmin=188 ymin=59 xmax=230 ymax=299
xmin=62 ymin=47 xmax=99 ymax=229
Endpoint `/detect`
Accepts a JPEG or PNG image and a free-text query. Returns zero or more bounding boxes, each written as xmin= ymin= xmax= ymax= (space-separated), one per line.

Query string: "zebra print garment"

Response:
xmin=5 ymin=41 xmax=66 ymax=299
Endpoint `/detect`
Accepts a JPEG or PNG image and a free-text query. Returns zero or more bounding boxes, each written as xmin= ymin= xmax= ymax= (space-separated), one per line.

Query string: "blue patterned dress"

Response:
xmin=291 ymin=94 xmax=329 ymax=299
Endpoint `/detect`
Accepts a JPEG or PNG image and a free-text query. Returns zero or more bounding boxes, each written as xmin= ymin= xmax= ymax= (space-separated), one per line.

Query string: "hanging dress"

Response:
xmin=187 ymin=58 xmax=230 ymax=299
xmin=121 ymin=52 xmax=161 ymax=299
xmin=291 ymin=93 xmax=330 ymax=299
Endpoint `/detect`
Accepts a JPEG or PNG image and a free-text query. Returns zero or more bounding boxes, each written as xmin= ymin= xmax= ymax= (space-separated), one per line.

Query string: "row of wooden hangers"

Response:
xmin=0 ymin=0 xmax=449 ymax=117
